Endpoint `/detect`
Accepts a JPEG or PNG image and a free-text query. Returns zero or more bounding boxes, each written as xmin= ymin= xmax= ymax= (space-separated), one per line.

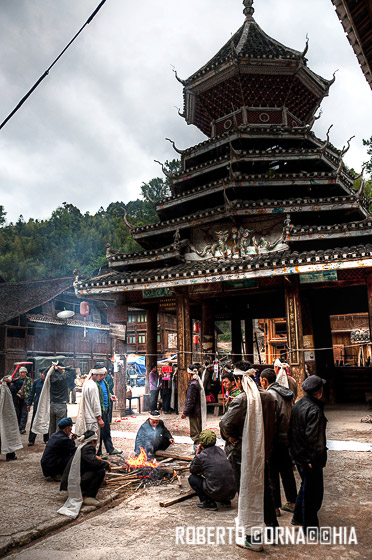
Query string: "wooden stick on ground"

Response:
xmin=159 ymin=490 xmax=197 ymax=508
xmin=155 ymin=450 xmax=194 ymax=462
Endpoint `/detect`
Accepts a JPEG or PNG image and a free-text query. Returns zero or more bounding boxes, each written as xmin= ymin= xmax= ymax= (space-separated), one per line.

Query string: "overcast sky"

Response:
xmin=1 ymin=0 xmax=372 ymax=224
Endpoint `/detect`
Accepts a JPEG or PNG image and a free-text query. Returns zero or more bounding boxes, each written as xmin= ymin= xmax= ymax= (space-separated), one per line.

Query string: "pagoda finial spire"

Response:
xmin=243 ymin=0 xmax=254 ymax=18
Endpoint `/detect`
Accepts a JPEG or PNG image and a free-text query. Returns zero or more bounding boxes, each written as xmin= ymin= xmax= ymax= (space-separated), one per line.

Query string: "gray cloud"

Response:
xmin=0 ymin=0 xmax=371 ymax=223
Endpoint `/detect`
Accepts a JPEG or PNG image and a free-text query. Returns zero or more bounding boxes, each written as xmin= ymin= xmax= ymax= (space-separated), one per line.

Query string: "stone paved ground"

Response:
xmin=1 ymin=403 xmax=371 ymax=559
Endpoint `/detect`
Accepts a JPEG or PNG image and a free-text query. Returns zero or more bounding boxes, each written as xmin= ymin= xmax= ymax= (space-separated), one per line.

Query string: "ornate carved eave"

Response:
xmin=76 ymin=244 xmax=372 ymax=295
xmin=107 ymin=240 xmax=189 ymax=269
xmin=331 ymin=0 xmax=372 ymax=89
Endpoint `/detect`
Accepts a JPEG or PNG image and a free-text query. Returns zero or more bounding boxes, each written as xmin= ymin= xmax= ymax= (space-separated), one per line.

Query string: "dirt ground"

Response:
xmin=1 ymin=402 xmax=371 ymax=559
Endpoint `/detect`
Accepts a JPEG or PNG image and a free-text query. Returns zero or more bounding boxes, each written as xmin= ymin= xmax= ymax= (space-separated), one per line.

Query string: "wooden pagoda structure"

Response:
xmin=75 ymin=0 xmax=372 ymax=403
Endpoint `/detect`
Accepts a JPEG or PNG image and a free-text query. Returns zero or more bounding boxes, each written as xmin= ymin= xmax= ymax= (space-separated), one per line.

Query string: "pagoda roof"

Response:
xmin=288 ymin=217 xmax=372 ymax=241
xmin=185 ymin=16 xmax=330 ymax=90
xmin=75 ymin=243 xmax=372 ymax=295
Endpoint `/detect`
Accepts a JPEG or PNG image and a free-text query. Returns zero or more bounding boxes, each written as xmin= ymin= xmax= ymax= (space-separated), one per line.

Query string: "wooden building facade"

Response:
xmin=75 ymin=0 xmax=372 ymax=404
xmin=0 ymin=278 xmax=112 ymax=376
xmin=125 ymin=308 xmax=177 ymax=357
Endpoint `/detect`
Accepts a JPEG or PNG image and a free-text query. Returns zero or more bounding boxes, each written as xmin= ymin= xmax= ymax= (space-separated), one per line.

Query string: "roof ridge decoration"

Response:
xmin=243 ymin=0 xmax=255 ymax=18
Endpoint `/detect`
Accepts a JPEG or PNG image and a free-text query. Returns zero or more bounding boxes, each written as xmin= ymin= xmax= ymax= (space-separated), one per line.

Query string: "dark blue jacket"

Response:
xmin=40 ymin=429 xmax=76 ymax=477
xmin=27 ymin=378 xmax=44 ymax=410
xmin=134 ymin=419 xmax=173 ymax=457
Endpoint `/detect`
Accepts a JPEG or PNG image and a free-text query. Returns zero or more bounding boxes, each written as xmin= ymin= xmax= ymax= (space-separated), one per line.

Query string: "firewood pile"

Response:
xmin=105 ymin=447 xmax=192 ymax=493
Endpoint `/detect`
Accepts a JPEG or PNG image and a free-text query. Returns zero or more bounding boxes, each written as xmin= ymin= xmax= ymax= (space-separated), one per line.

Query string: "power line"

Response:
xmin=0 ymin=0 xmax=108 ymax=131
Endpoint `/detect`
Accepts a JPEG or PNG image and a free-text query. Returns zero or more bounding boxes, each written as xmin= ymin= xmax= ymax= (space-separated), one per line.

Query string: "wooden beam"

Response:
xmin=159 ymin=490 xmax=197 ymax=508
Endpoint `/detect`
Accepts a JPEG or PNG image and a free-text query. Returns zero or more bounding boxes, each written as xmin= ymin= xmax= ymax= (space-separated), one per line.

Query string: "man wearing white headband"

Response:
xmin=75 ymin=364 xmax=105 ymax=435
xmin=181 ymin=364 xmax=206 ymax=454
xmin=274 ymin=358 xmax=297 ymax=400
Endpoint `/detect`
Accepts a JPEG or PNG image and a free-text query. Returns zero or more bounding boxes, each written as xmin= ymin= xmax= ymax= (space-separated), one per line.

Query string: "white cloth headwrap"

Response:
xmin=57 ymin=432 xmax=98 ymax=519
xmin=236 ymin=373 xmax=265 ymax=541
xmin=0 ymin=382 xmax=23 ymax=455
xmin=276 ymin=362 xmax=290 ymax=389
xmin=31 ymin=365 xmax=55 ymax=435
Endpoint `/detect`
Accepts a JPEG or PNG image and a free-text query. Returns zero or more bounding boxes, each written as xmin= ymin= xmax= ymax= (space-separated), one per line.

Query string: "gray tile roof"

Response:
xmin=0 ymin=277 xmax=74 ymax=325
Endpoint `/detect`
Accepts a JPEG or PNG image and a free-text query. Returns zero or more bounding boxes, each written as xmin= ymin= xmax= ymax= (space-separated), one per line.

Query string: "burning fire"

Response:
xmin=125 ymin=447 xmax=158 ymax=470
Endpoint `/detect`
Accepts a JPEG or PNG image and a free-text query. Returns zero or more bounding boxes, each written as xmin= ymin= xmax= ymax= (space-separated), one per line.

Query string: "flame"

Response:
xmin=126 ymin=447 xmax=158 ymax=470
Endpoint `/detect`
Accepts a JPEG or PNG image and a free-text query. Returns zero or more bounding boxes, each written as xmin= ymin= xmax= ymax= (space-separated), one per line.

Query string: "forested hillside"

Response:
xmin=0 ymin=156 xmax=370 ymax=283
xmin=0 ymin=160 xmax=178 ymax=282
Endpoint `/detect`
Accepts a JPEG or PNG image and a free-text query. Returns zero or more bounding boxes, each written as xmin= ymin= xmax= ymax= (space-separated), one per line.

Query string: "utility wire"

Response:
xmin=0 ymin=0 xmax=108 ymax=131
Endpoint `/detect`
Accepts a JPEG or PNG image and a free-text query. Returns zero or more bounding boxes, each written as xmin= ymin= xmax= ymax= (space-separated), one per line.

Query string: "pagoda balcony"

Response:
xmin=180 ymin=126 xmax=341 ymax=162
xmin=175 ymin=148 xmax=340 ymax=190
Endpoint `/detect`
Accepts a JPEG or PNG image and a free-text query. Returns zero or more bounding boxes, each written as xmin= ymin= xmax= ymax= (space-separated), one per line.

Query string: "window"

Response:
xmin=128 ymin=315 xmax=136 ymax=323
xmin=80 ymin=361 xmax=88 ymax=374
xmin=96 ymin=331 xmax=107 ymax=344
xmin=128 ymin=335 xmax=136 ymax=344
xmin=138 ymin=314 xmax=147 ymax=323
xmin=138 ymin=334 xmax=146 ymax=344
xmin=157 ymin=333 xmax=161 ymax=343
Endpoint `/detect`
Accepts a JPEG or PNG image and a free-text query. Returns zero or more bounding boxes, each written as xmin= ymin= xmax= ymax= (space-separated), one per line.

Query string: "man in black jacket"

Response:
xmin=134 ymin=410 xmax=174 ymax=457
xmin=260 ymin=368 xmax=297 ymax=516
xmin=289 ymin=375 xmax=327 ymax=531
xmin=41 ymin=417 xmax=76 ymax=480
xmin=188 ymin=429 xmax=236 ymax=510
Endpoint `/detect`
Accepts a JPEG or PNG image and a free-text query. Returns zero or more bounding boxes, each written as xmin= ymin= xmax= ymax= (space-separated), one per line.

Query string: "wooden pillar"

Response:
xmin=285 ymin=277 xmax=305 ymax=394
xmin=145 ymin=305 xmax=158 ymax=404
xmin=231 ymin=315 xmax=242 ymax=363
xmin=367 ymin=273 xmax=372 ymax=339
xmin=176 ymin=291 xmax=192 ymax=412
xmin=244 ymin=317 xmax=254 ymax=363
xmin=201 ymin=302 xmax=215 ymax=364
xmin=300 ymin=293 xmax=317 ymax=377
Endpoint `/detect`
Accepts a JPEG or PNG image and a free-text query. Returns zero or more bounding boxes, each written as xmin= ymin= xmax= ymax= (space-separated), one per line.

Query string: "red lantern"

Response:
xmin=80 ymin=301 xmax=90 ymax=316
xmin=193 ymin=322 xmax=200 ymax=333
xmin=193 ymin=335 xmax=200 ymax=345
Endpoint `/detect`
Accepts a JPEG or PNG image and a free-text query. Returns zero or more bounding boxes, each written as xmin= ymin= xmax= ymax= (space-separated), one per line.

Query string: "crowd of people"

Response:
xmin=183 ymin=359 xmax=328 ymax=552
xmin=1 ymin=357 xmax=328 ymax=550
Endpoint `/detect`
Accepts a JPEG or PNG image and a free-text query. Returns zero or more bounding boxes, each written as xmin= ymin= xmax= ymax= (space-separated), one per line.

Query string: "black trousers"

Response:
xmin=188 ymin=473 xmax=213 ymax=503
xmin=269 ymin=442 xmax=297 ymax=507
xmin=264 ymin=463 xmax=278 ymax=527
xmin=161 ymin=388 xmax=172 ymax=412
xmin=29 ymin=407 xmax=49 ymax=444
xmin=98 ymin=409 xmax=114 ymax=455
xmin=294 ymin=464 xmax=324 ymax=529
xmin=81 ymin=468 xmax=106 ymax=498
xmin=149 ymin=389 xmax=159 ymax=412
xmin=15 ymin=398 xmax=28 ymax=431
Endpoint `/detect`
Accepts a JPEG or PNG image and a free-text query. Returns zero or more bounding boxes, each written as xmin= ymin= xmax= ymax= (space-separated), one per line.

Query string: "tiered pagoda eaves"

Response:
xmin=76 ymin=1 xmax=372 ymax=402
